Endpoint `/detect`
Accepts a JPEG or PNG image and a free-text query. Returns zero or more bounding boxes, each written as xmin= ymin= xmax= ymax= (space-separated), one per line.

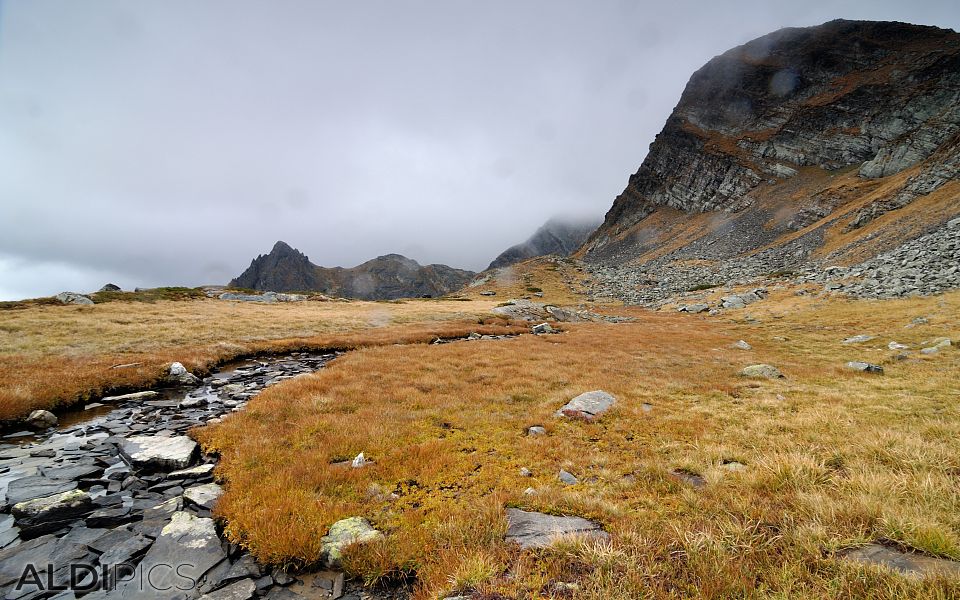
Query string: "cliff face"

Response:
xmin=229 ymin=242 xmax=475 ymax=299
xmin=487 ymin=217 xmax=600 ymax=270
xmin=583 ymin=20 xmax=960 ymax=265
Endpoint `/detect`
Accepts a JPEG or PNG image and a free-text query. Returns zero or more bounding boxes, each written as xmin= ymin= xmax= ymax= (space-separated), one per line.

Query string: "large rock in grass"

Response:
xmin=842 ymin=543 xmax=960 ymax=578
xmin=556 ymin=390 xmax=616 ymax=420
xmin=12 ymin=490 xmax=92 ymax=537
xmin=320 ymin=517 xmax=382 ymax=567
xmin=740 ymin=364 xmax=784 ymax=379
xmin=111 ymin=511 xmax=226 ymax=599
xmin=55 ymin=291 xmax=94 ymax=305
xmin=505 ymin=508 xmax=609 ymax=549
xmin=118 ymin=435 xmax=198 ymax=471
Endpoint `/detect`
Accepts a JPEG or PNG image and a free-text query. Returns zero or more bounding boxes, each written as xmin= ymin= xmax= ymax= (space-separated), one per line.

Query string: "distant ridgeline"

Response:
xmin=229 ymin=241 xmax=475 ymax=300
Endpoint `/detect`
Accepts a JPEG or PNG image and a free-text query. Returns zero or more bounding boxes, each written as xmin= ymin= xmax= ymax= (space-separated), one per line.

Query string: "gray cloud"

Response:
xmin=1 ymin=0 xmax=958 ymax=299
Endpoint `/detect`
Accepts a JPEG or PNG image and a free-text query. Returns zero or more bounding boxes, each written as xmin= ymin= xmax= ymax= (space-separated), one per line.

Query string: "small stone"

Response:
xmin=118 ymin=435 xmax=198 ymax=471
xmin=843 ymin=335 xmax=875 ymax=344
xmin=504 ymin=508 xmax=608 ymax=549
xmin=847 ymin=361 xmax=884 ymax=374
xmin=532 ymin=323 xmax=555 ymax=335
xmin=523 ymin=487 xmax=537 ymax=496
xmin=199 ymin=578 xmax=257 ymax=600
xmin=731 ymin=340 xmax=752 ymax=350
xmin=842 ymin=543 xmax=960 ymax=578
xmin=519 ymin=467 xmax=532 ymax=477
xmin=558 ymin=470 xmax=579 ymax=485
xmin=526 ymin=426 xmax=547 ymax=436
xmin=740 ymin=364 xmax=784 ymax=379
xmin=888 ymin=341 xmax=909 ymax=350
xmin=25 ymin=410 xmax=58 ymax=429
xmin=556 ymin=390 xmax=617 ymax=420
xmin=351 ymin=452 xmax=366 ymax=468
xmin=320 ymin=517 xmax=382 ymax=567
xmin=184 ymin=483 xmax=224 ymax=510
xmin=12 ymin=490 xmax=92 ymax=537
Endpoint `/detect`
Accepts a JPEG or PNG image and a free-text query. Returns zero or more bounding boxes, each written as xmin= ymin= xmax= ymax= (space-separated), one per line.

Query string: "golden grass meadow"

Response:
xmin=2 ymin=270 xmax=959 ymax=598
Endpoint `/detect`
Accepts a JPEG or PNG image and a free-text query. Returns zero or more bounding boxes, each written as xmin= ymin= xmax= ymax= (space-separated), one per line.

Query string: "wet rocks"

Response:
xmin=504 ymin=508 xmax=609 ymax=549
xmin=118 ymin=435 xmax=198 ymax=471
xmin=320 ymin=517 xmax=382 ymax=567
xmin=740 ymin=364 xmax=784 ymax=379
xmin=846 ymin=361 xmax=884 ymax=374
xmin=12 ymin=490 xmax=92 ymax=537
xmin=0 ymin=350 xmax=342 ymax=599
xmin=5 ymin=475 xmax=78 ymax=505
xmin=556 ymin=390 xmax=616 ymax=420
xmin=115 ymin=511 xmax=227 ymax=599
xmin=101 ymin=390 xmax=159 ymax=403
xmin=25 ymin=410 xmax=58 ymax=429
xmin=55 ymin=291 xmax=94 ymax=305
xmin=184 ymin=483 xmax=224 ymax=510
xmin=167 ymin=361 xmax=201 ymax=385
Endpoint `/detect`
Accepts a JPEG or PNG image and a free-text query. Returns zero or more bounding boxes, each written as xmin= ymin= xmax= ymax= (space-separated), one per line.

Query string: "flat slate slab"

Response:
xmin=505 ymin=508 xmax=609 ymax=549
xmin=118 ymin=435 xmax=198 ymax=471
xmin=555 ymin=390 xmax=616 ymax=420
xmin=112 ymin=511 xmax=226 ymax=599
xmin=4 ymin=475 xmax=77 ymax=505
xmin=843 ymin=543 xmax=960 ymax=578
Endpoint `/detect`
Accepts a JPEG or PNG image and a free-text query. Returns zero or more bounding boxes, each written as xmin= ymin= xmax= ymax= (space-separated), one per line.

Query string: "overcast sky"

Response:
xmin=1 ymin=1 xmax=958 ymax=299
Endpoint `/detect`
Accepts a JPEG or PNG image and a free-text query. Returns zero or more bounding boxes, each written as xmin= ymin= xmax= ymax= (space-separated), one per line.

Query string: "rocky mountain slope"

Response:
xmin=487 ymin=217 xmax=600 ymax=270
xmin=230 ymin=241 xmax=475 ymax=300
xmin=579 ymin=20 xmax=960 ymax=303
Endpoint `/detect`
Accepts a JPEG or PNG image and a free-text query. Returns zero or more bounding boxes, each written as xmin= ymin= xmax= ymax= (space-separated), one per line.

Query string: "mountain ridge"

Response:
xmin=229 ymin=242 xmax=475 ymax=300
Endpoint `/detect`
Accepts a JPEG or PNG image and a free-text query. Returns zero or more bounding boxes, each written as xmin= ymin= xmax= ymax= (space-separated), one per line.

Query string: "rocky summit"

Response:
xmin=580 ymin=20 xmax=960 ymax=304
xmin=230 ymin=241 xmax=475 ymax=300
xmin=487 ymin=216 xmax=600 ymax=270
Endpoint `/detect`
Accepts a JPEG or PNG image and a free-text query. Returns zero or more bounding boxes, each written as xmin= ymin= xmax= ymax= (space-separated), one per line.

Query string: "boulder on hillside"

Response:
xmin=556 ymin=390 xmax=617 ymax=420
xmin=55 ymin=291 xmax=93 ymax=305
xmin=25 ymin=410 xmax=57 ymax=429
xmin=99 ymin=283 xmax=121 ymax=292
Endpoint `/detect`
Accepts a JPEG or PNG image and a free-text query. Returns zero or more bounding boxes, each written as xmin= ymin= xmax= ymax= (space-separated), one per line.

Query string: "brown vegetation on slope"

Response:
xmin=198 ymin=291 xmax=960 ymax=599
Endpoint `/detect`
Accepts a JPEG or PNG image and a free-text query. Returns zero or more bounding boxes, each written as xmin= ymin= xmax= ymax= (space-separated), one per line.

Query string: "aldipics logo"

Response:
xmin=16 ymin=561 xmax=199 ymax=593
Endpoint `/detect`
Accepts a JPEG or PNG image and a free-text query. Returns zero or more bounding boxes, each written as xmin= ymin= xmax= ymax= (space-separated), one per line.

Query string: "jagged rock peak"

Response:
xmin=229 ymin=242 xmax=475 ymax=300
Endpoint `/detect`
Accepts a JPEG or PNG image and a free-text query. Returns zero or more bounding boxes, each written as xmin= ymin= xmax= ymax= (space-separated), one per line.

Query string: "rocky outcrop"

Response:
xmin=488 ymin=216 xmax=600 ymax=270
xmin=230 ymin=241 xmax=475 ymax=300
xmin=583 ymin=20 xmax=960 ymax=266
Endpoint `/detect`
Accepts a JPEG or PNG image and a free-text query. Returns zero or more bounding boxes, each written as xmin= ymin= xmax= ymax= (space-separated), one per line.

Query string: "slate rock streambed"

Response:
xmin=0 ymin=351 xmax=407 ymax=599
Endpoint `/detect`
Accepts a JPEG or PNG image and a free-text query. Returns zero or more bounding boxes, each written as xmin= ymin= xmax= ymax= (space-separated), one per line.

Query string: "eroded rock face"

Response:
xmin=583 ymin=20 xmax=960 ymax=263
xmin=504 ymin=508 xmax=608 ymax=549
